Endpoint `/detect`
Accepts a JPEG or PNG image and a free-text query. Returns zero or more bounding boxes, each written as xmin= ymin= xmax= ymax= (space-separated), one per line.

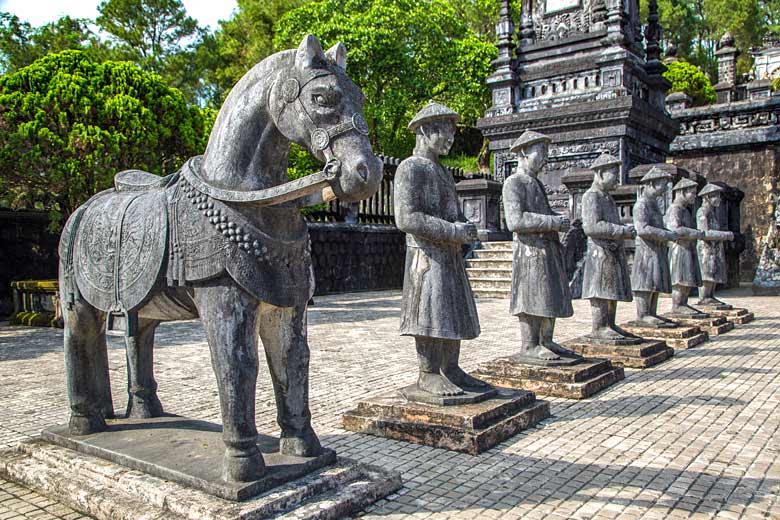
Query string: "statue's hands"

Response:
xmin=725 ymin=231 xmax=735 ymax=241
xmin=455 ymin=222 xmax=479 ymax=243
xmin=557 ymin=216 xmax=571 ymax=233
xmin=624 ymin=224 xmax=637 ymax=239
xmin=696 ymin=229 xmax=706 ymax=240
xmin=665 ymin=230 xmax=679 ymax=242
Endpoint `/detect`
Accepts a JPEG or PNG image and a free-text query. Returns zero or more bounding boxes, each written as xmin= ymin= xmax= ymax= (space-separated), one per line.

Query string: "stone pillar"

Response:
xmin=486 ymin=0 xmax=519 ymax=116
xmin=665 ymin=91 xmax=692 ymax=113
xmin=644 ymin=0 xmax=672 ymax=111
xmin=747 ymin=79 xmax=772 ymax=100
xmin=456 ymin=178 xmax=509 ymax=241
xmin=714 ymin=32 xmax=739 ymax=104
xmin=753 ymin=195 xmax=780 ymax=295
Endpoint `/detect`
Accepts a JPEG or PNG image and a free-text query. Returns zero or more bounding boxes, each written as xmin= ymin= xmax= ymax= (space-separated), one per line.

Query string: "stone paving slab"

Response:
xmin=0 ymin=287 xmax=779 ymax=519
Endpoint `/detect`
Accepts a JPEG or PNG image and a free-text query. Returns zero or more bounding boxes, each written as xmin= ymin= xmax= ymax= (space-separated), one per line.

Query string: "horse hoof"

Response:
xmin=223 ymin=447 xmax=265 ymax=482
xmin=69 ymin=413 xmax=106 ymax=436
xmin=126 ymin=396 xmax=164 ymax=419
xmin=280 ymin=428 xmax=322 ymax=457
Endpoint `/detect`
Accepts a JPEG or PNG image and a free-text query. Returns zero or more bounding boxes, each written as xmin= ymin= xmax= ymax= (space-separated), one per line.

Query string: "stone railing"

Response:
xmin=10 ymin=280 xmax=62 ymax=327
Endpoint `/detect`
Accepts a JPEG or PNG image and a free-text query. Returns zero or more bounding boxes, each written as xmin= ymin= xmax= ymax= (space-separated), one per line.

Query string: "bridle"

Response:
xmin=271 ymin=67 xmax=370 ymax=162
xmin=180 ymin=66 xmax=370 ymax=207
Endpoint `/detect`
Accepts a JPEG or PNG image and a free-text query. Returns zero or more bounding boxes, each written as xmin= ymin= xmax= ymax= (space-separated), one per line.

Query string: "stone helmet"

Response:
xmin=408 ymin=100 xmax=460 ymax=132
xmin=509 ymin=130 xmax=551 ymax=154
xmin=590 ymin=153 xmax=621 ymax=171
xmin=639 ymin=166 xmax=673 ymax=184
xmin=698 ymin=183 xmax=725 ymax=197
xmin=672 ymin=178 xmax=698 ymax=191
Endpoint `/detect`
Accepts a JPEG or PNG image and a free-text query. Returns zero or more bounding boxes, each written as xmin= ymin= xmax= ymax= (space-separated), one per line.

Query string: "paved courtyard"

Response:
xmin=0 ymin=287 xmax=779 ymax=519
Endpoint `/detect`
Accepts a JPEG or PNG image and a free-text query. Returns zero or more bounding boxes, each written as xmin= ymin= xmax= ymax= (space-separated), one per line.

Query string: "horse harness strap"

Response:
xmin=272 ymin=68 xmax=370 ymax=161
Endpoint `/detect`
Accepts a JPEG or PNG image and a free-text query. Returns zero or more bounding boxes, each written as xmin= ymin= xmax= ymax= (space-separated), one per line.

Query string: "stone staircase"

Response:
xmin=466 ymin=241 xmax=513 ymax=299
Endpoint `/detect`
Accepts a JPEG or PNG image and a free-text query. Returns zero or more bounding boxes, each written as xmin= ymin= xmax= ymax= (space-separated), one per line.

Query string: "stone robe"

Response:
xmin=631 ymin=194 xmax=672 ymax=293
xmin=581 ymin=187 xmax=633 ymax=301
xmin=664 ymin=203 xmax=701 ymax=288
xmin=503 ymin=172 xmax=573 ymax=318
xmin=394 ymin=156 xmax=480 ymax=340
xmin=697 ymin=205 xmax=728 ymax=284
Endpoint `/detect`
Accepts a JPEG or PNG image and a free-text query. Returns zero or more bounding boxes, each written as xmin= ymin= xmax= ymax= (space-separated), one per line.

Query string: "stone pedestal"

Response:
xmin=619 ymin=322 xmax=708 ymax=350
xmin=0 ymin=416 xmax=401 ymax=520
xmin=563 ymin=337 xmax=674 ymax=369
xmin=342 ymin=388 xmax=549 ymax=455
xmin=705 ymin=307 xmax=755 ymax=325
xmin=662 ymin=314 xmax=734 ymax=335
xmin=456 ymin=178 xmax=511 ymax=242
xmin=472 ymin=358 xmax=624 ymax=399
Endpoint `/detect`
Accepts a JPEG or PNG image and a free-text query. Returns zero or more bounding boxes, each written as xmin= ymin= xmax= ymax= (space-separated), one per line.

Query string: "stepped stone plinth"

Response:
xmin=620 ymin=322 xmax=708 ymax=350
xmin=0 ymin=416 xmax=401 ymax=520
xmin=662 ymin=314 xmax=734 ymax=335
xmin=473 ymin=357 xmax=624 ymax=399
xmin=342 ymin=388 xmax=549 ymax=455
xmin=705 ymin=307 xmax=755 ymax=325
xmin=563 ymin=337 xmax=674 ymax=369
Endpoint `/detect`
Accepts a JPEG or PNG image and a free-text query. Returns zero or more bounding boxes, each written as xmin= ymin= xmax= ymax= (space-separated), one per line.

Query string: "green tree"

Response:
xmin=0 ymin=13 xmax=104 ymax=73
xmin=663 ymin=60 xmax=716 ymax=105
xmin=0 ymin=50 xmax=205 ymax=227
xmin=274 ymin=0 xmax=495 ymax=157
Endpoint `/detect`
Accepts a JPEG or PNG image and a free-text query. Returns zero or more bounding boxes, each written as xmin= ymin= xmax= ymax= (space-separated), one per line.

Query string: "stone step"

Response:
xmin=472 ymin=288 xmax=511 ymax=299
xmin=472 ymin=249 xmax=513 ymax=260
xmin=469 ymin=278 xmax=512 ymax=291
xmin=466 ymin=259 xmax=513 ymax=270
xmin=465 ymin=267 xmax=513 ymax=279
xmin=481 ymin=241 xmax=513 ymax=250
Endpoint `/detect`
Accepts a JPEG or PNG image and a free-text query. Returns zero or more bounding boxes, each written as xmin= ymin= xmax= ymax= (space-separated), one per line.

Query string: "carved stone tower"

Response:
xmin=477 ymin=0 xmax=678 ymax=203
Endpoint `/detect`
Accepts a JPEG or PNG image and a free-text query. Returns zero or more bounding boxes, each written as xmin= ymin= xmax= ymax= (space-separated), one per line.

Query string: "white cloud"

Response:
xmin=2 ymin=0 xmax=237 ymax=30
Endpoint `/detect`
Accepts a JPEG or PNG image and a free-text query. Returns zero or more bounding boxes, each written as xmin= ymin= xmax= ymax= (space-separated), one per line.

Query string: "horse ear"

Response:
xmin=325 ymin=43 xmax=347 ymax=70
xmin=296 ymin=34 xmax=327 ymax=71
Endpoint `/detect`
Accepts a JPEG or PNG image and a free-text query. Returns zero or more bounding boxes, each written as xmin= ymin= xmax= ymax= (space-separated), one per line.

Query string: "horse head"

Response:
xmin=269 ymin=35 xmax=383 ymax=202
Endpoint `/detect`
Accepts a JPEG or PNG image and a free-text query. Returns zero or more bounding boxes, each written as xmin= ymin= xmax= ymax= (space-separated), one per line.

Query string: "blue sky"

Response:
xmin=0 ymin=0 xmax=238 ymax=31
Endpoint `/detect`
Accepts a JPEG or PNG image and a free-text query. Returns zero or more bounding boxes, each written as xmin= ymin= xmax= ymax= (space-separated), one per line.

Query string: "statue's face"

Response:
xmin=646 ymin=178 xmax=667 ymax=197
xmin=682 ymin=187 xmax=697 ymax=206
xmin=600 ymin=166 xmax=619 ymax=190
xmin=706 ymin=193 xmax=722 ymax=207
xmin=524 ymin=141 xmax=548 ymax=175
xmin=419 ymin=119 xmax=456 ymax=156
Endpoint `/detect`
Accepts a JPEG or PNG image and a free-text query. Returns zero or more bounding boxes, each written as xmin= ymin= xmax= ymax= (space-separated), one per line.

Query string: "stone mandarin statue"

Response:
xmin=502 ymin=130 xmax=578 ymax=363
xmin=696 ymin=183 xmax=735 ymax=306
xmin=581 ymin=153 xmax=638 ymax=342
xmin=665 ymin=178 xmax=707 ymax=316
xmin=394 ymin=101 xmax=491 ymax=399
xmin=631 ymin=167 xmax=679 ymax=327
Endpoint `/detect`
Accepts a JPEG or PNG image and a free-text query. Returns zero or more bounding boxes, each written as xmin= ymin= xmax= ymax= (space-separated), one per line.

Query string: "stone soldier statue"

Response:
xmin=503 ymin=130 xmax=578 ymax=363
xmin=581 ymin=153 xmax=638 ymax=341
xmin=665 ymin=178 xmax=706 ymax=316
xmin=394 ymin=101 xmax=491 ymax=400
xmin=696 ymin=183 xmax=734 ymax=306
xmin=631 ymin=167 xmax=679 ymax=327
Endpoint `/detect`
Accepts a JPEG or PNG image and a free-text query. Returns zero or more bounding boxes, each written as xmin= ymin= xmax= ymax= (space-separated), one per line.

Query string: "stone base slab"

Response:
xmin=0 ymin=439 xmax=402 ymax=520
xmin=342 ymin=388 xmax=549 ymax=455
xmin=619 ymin=322 xmax=709 ymax=350
xmin=42 ymin=415 xmax=337 ymax=501
xmin=472 ymin=358 xmax=625 ymax=399
xmin=563 ymin=337 xmax=674 ymax=369
xmin=707 ymin=307 xmax=755 ymax=325
xmin=662 ymin=314 xmax=734 ymax=335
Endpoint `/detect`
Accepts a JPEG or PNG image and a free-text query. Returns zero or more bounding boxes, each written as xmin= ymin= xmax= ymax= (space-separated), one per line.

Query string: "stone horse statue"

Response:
xmin=57 ymin=34 xmax=382 ymax=482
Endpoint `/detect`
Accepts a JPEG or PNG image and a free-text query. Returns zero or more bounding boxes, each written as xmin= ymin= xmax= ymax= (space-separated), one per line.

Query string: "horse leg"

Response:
xmin=125 ymin=318 xmax=164 ymax=419
xmin=258 ymin=302 xmax=321 ymax=457
xmin=193 ymin=281 xmax=264 ymax=482
xmin=62 ymin=298 xmax=110 ymax=435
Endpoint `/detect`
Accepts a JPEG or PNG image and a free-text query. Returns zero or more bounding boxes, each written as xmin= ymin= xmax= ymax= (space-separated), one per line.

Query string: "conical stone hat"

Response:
xmin=590 ymin=153 xmax=621 ymax=170
xmin=640 ymin=166 xmax=673 ymax=183
xmin=509 ymin=130 xmax=551 ymax=153
xmin=672 ymin=178 xmax=698 ymax=191
xmin=408 ymin=100 xmax=460 ymax=132
xmin=699 ymin=183 xmax=725 ymax=197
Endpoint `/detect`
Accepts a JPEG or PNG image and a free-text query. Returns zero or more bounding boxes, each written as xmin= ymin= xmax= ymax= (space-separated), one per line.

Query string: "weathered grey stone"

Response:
xmin=697 ymin=183 xmax=736 ymax=309
xmin=581 ymin=155 xmax=639 ymax=344
xmin=706 ymin=307 xmax=755 ymax=325
xmin=503 ymin=130 xmax=577 ymax=364
xmin=342 ymin=388 xmax=550 ymax=455
xmin=564 ymin=337 xmax=674 ymax=369
xmin=661 ymin=314 xmax=735 ymax=335
xmin=0 ymin=439 xmax=401 ymax=520
xmin=473 ymin=358 xmax=625 ymax=399
xmin=631 ymin=167 xmax=679 ymax=328
xmin=619 ymin=322 xmax=708 ymax=350
xmin=394 ymin=101 xmax=491 ymax=401
xmin=55 ymin=34 xmax=385 ymax=484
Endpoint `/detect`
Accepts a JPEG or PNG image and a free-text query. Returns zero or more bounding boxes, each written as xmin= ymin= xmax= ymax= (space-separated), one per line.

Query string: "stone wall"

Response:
xmin=0 ymin=210 xmax=60 ymax=317
xmin=670 ymin=145 xmax=780 ymax=281
xmin=309 ymin=223 xmax=405 ymax=295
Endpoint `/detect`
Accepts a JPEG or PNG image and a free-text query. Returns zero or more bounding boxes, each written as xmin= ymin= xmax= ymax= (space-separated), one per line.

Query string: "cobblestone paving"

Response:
xmin=0 ymin=287 xmax=778 ymax=519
